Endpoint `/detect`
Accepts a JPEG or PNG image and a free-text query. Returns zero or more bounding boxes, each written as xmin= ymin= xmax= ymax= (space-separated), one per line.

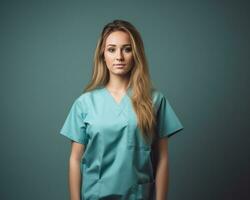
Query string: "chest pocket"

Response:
xmin=125 ymin=110 xmax=152 ymax=151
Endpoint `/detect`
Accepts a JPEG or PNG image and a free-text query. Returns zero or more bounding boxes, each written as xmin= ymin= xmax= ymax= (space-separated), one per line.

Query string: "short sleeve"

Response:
xmin=59 ymin=98 xmax=88 ymax=145
xmin=156 ymin=95 xmax=184 ymax=138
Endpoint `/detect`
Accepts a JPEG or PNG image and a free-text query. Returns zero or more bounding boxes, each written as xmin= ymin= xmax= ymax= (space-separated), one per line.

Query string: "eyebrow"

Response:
xmin=107 ymin=44 xmax=131 ymax=47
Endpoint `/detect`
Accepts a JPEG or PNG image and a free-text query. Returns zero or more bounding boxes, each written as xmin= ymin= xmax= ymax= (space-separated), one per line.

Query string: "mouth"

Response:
xmin=114 ymin=64 xmax=126 ymax=66
xmin=114 ymin=64 xmax=126 ymax=68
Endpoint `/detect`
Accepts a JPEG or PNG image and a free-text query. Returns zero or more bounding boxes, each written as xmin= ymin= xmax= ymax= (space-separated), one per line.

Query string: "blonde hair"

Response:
xmin=83 ymin=19 xmax=157 ymax=144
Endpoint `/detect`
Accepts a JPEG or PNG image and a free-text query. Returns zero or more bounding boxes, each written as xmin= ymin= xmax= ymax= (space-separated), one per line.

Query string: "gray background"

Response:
xmin=1 ymin=0 xmax=249 ymax=199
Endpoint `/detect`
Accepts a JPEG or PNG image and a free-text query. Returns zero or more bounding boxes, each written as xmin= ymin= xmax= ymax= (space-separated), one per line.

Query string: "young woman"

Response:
xmin=60 ymin=19 xmax=184 ymax=200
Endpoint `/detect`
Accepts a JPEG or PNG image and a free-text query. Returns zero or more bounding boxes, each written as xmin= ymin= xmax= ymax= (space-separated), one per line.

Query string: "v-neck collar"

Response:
xmin=103 ymin=86 xmax=131 ymax=106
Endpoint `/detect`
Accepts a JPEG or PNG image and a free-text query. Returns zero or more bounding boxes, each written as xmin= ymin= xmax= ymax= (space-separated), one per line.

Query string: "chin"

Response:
xmin=111 ymin=70 xmax=130 ymax=76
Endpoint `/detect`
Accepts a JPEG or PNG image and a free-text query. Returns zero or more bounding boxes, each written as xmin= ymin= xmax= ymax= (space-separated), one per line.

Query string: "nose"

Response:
xmin=116 ymin=49 xmax=124 ymax=61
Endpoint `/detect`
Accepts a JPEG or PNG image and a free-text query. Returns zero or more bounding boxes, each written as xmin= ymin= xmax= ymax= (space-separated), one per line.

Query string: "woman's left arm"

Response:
xmin=155 ymin=136 xmax=169 ymax=200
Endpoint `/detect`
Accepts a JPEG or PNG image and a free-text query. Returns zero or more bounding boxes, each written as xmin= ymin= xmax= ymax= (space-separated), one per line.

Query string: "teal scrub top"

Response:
xmin=60 ymin=86 xmax=184 ymax=200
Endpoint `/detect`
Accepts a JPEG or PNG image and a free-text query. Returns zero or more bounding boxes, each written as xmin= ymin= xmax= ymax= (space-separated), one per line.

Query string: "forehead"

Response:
xmin=105 ymin=31 xmax=131 ymax=46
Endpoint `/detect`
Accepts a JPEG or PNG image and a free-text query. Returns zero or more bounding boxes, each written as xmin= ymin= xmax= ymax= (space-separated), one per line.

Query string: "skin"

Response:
xmin=69 ymin=30 xmax=169 ymax=200
xmin=103 ymin=30 xmax=134 ymax=100
xmin=155 ymin=137 xmax=169 ymax=200
xmin=69 ymin=142 xmax=84 ymax=200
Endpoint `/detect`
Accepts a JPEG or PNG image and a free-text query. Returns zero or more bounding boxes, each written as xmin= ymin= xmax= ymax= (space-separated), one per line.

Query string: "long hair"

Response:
xmin=83 ymin=19 xmax=157 ymax=144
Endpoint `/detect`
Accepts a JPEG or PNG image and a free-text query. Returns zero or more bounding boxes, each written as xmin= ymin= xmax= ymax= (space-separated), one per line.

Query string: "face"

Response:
xmin=103 ymin=31 xmax=134 ymax=76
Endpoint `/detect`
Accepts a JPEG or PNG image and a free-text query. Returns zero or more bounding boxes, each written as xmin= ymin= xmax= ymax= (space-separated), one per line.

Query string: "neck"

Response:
xmin=106 ymin=73 xmax=130 ymax=92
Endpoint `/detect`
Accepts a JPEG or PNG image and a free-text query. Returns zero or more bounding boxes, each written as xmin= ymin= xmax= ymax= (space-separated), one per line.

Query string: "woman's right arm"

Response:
xmin=68 ymin=141 xmax=85 ymax=200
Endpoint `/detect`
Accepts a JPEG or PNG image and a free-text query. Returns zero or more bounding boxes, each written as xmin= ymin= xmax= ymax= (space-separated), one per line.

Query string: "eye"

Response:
xmin=124 ymin=47 xmax=132 ymax=52
xmin=107 ymin=48 xmax=115 ymax=52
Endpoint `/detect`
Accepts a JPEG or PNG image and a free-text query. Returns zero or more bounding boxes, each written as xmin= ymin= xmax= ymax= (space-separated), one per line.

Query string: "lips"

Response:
xmin=114 ymin=64 xmax=126 ymax=66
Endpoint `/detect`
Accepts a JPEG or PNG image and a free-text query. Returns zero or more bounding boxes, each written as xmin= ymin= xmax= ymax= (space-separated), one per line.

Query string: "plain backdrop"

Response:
xmin=0 ymin=0 xmax=249 ymax=199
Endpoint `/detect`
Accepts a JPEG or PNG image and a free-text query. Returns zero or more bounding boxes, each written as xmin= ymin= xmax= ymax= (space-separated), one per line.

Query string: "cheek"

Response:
xmin=127 ymin=55 xmax=134 ymax=65
xmin=104 ymin=53 xmax=113 ymax=65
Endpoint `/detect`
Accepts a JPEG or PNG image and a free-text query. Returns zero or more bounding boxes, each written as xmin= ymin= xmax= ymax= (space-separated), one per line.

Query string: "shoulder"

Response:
xmin=76 ymin=87 xmax=102 ymax=101
xmin=74 ymin=87 xmax=104 ymax=108
xmin=151 ymin=88 xmax=166 ymax=102
xmin=151 ymin=88 xmax=168 ymax=110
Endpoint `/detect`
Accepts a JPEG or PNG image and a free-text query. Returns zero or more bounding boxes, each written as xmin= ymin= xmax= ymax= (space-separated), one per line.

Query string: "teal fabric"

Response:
xmin=60 ymin=86 xmax=184 ymax=200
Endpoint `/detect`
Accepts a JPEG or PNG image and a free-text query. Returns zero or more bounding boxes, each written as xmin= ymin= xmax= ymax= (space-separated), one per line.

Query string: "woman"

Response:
xmin=60 ymin=19 xmax=184 ymax=200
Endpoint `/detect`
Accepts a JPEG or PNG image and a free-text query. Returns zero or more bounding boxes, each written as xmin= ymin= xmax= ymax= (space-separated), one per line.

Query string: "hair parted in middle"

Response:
xmin=84 ymin=19 xmax=157 ymax=144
